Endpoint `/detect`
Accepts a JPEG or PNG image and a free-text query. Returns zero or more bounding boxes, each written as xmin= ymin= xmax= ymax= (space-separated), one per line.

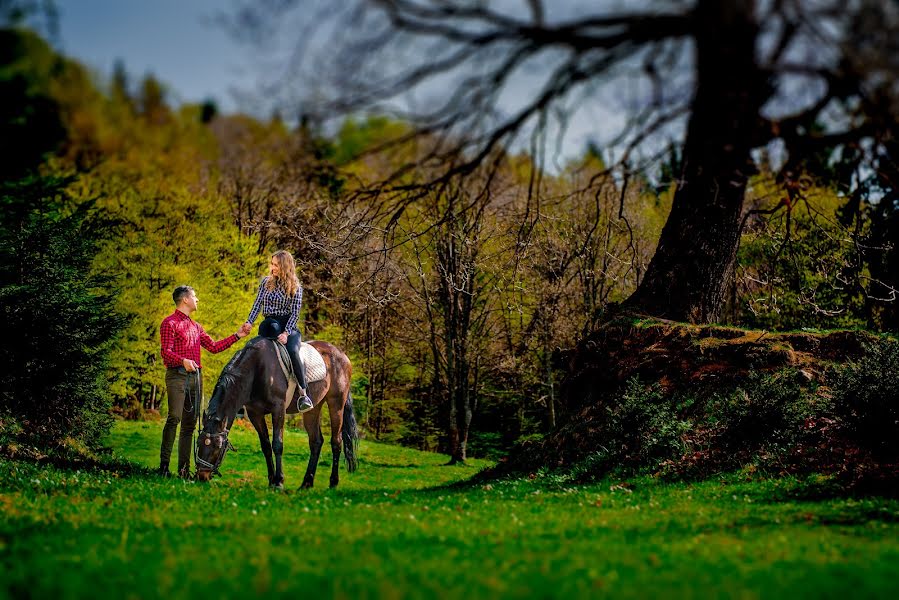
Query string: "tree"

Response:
xmin=0 ymin=27 xmax=66 ymax=178
xmin=0 ymin=27 xmax=125 ymax=447
xmin=225 ymin=0 xmax=899 ymax=323
xmin=397 ymin=183 xmax=503 ymax=463
xmin=110 ymin=59 xmax=135 ymax=116
xmin=138 ymin=73 xmax=170 ymax=125
xmin=0 ymin=177 xmax=125 ymax=448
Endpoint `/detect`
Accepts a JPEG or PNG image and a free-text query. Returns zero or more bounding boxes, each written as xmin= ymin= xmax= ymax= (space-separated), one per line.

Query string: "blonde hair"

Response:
xmin=266 ymin=250 xmax=300 ymax=297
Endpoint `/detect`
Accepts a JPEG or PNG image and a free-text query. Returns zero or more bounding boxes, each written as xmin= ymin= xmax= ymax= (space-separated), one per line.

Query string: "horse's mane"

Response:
xmin=206 ymin=339 xmax=265 ymax=418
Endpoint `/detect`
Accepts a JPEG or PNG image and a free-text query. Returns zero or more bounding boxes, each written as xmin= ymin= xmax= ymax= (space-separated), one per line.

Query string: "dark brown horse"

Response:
xmin=195 ymin=336 xmax=358 ymax=489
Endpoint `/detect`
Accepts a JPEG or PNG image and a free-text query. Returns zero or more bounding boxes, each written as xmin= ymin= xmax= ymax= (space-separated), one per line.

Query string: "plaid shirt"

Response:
xmin=246 ymin=277 xmax=303 ymax=334
xmin=159 ymin=310 xmax=239 ymax=368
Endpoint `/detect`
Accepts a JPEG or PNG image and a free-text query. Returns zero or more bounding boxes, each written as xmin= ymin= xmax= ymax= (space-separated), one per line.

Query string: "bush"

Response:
xmin=571 ymin=378 xmax=689 ymax=478
xmin=830 ymin=340 xmax=899 ymax=456
xmin=713 ymin=369 xmax=813 ymax=452
xmin=0 ymin=175 xmax=125 ymax=449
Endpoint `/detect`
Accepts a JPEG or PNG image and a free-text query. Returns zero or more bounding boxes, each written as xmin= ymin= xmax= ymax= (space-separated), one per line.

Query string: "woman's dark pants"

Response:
xmin=268 ymin=315 xmax=308 ymax=389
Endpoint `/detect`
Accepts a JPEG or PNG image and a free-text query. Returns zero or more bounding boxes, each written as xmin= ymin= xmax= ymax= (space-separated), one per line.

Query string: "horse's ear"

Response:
xmin=201 ymin=411 xmax=208 ymax=429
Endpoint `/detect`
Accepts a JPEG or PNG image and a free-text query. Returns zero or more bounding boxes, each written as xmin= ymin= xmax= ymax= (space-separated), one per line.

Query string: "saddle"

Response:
xmin=258 ymin=318 xmax=327 ymax=412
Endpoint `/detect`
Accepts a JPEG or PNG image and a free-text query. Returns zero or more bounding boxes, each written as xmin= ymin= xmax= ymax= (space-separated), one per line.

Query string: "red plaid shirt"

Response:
xmin=159 ymin=310 xmax=239 ymax=368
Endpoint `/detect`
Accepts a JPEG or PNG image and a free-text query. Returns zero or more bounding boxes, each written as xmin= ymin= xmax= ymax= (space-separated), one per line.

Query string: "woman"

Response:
xmin=244 ymin=250 xmax=314 ymax=413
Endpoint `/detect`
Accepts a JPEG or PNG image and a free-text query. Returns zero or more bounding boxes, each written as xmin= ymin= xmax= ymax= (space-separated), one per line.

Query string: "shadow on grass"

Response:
xmin=356 ymin=459 xmax=422 ymax=469
xmin=1 ymin=444 xmax=154 ymax=479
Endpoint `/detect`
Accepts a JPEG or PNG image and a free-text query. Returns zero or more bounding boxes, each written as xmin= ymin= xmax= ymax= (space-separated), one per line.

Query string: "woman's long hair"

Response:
xmin=265 ymin=250 xmax=300 ymax=297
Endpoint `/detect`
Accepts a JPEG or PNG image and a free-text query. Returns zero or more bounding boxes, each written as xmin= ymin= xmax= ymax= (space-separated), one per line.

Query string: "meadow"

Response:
xmin=1 ymin=420 xmax=898 ymax=599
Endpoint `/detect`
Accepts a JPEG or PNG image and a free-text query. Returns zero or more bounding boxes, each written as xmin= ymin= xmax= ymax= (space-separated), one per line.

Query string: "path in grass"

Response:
xmin=1 ymin=420 xmax=898 ymax=599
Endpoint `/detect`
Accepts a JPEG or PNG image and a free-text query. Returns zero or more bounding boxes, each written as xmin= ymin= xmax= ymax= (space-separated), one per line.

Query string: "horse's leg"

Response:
xmin=300 ymin=406 xmax=324 ymax=489
xmin=328 ymin=400 xmax=345 ymax=488
xmin=271 ymin=409 xmax=286 ymax=490
xmin=247 ymin=410 xmax=275 ymax=486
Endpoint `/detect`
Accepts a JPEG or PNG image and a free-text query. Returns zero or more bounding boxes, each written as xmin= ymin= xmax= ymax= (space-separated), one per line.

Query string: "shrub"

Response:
xmin=713 ymin=369 xmax=813 ymax=452
xmin=571 ymin=378 xmax=689 ymax=478
xmin=830 ymin=340 xmax=899 ymax=456
xmin=0 ymin=175 xmax=125 ymax=449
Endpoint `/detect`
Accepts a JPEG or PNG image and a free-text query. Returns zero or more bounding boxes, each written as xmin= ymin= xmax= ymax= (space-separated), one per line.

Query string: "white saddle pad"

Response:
xmin=300 ymin=342 xmax=326 ymax=383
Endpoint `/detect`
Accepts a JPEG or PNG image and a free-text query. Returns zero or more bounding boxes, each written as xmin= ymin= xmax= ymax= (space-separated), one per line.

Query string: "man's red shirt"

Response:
xmin=159 ymin=310 xmax=239 ymax=368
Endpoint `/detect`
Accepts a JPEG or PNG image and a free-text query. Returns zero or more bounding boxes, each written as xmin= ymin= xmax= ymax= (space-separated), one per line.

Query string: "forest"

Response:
xmin=2 ymin=1 xmax=898 ymax=474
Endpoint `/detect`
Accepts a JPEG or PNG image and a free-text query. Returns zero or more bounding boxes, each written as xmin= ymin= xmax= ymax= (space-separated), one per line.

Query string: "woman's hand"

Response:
xmin=277 ymin=332 xmax=288 ymax=345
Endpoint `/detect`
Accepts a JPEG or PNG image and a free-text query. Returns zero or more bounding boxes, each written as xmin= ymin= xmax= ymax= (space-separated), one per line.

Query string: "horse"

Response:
xmin=194 ymin=335 xmax=359 ymax=489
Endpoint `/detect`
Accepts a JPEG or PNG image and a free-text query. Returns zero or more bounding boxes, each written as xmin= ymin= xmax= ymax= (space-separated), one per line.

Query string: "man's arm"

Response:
xmin=198 ymin=323 xmax=242 ymax=354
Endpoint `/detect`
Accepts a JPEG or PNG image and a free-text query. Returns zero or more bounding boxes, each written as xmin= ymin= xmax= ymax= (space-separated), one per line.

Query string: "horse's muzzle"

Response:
xmin=196 ymin=470 xmax=213 ymax=482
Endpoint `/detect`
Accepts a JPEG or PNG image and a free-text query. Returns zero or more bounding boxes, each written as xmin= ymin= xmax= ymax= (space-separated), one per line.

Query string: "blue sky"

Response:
xmin=54 ymin=0 xmax=249 ymax=112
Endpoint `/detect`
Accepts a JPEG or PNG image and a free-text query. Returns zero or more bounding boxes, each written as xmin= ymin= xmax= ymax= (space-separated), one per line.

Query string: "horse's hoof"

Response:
xmin=300 ymin=481 xmax=313 ymax=489
xmin=271 ymin=483 xmax=285 ymax=491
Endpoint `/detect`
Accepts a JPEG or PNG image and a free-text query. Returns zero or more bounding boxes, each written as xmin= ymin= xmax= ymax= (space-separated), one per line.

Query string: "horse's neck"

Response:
xmin=212 ymin=374 xmax=253 ymax=425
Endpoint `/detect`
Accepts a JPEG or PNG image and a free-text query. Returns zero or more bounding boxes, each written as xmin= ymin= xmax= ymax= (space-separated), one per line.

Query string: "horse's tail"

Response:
xmin=342 ymin=390 xmax=360 ymax=473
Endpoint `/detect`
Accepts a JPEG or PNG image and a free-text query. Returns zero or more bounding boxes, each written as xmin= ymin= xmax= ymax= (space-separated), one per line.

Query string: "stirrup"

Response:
xmin=297 ymin=393 xmax=314 ymax=413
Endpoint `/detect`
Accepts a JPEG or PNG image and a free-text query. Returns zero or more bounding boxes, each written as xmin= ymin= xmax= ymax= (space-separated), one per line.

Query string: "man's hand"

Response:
xmin=238 ymin=322 xmax=252 ymax=338
xmin=277 ymin=332 xmax=288 ymax=345
xmin=182 ymin=358 xmax=199 ymax=372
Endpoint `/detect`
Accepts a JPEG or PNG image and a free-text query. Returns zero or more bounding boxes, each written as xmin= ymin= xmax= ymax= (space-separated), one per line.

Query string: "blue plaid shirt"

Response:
xmin=246 ymin=277 xmax=303 ymax=334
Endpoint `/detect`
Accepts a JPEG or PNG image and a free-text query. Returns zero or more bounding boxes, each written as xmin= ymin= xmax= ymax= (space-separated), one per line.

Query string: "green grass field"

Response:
xmin=2 ymin=420 xmax=898 ymax=599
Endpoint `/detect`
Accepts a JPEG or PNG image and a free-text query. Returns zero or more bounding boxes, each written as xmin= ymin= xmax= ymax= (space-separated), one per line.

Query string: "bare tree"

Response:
xmin=224 ymin=0 xmax=899 ymax=323
xmin=393 ymin=176 xmax=513 ymax=463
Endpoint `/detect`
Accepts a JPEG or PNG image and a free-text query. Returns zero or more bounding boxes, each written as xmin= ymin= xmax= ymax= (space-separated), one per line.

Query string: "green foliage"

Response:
xmin=830 ymin=340 xmax=899 ymax=456
xmin=0 ymin=175 xmax=125 ymax=448
xmin=713 ymin=370 xmax=814 ymax=451
xmin=0 ymin=27 xmax=67 ymax=179
xmin=735 ymin=180 xmax=870 ymax=330
xmin=571 ymin=378 xmax=689 ymax=478
xmin=332 ymin=115 xmax=409 ymax=165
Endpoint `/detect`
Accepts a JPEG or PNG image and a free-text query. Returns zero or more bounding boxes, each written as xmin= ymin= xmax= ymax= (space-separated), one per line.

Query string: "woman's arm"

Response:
xmin=286 ymin=283 xmax=303 ymax=334
xmin=245 ymin=276 xmax=268 ymax=325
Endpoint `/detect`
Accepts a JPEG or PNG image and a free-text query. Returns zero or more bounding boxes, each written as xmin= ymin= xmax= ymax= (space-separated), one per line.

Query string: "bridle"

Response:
xmin=195 ymin=417 xmax=231 ymax=476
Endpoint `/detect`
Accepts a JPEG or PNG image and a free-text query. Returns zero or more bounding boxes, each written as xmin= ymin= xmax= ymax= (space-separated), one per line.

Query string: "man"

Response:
xmin=158 ymin=285 xmax=252 ymax=478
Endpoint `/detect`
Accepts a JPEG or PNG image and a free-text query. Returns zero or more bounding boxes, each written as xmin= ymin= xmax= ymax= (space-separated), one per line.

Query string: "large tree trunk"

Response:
xmin=624 ymin=0 xmax=769 ymax=323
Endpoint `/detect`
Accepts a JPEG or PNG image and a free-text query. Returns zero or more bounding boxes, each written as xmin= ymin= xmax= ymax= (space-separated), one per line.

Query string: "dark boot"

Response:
xmin=287 ymin=332 xmax=314 ymax=413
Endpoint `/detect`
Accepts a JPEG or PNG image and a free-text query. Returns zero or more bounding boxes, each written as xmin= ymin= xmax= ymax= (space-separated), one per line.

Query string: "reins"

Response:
xmin=183 ymin=368 xmax=227 ymax=478
xmin=193 ymin=368 xmax=236 ymax=478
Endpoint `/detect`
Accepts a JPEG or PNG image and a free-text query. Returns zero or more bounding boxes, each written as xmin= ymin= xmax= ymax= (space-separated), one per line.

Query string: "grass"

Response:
xmin=1 ymin=421 xmax=898 ymax=599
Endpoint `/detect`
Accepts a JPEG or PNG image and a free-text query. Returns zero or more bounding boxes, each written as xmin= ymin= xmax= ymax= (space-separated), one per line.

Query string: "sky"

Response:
xmin=53 ymin=0 xmax=250 ymax=113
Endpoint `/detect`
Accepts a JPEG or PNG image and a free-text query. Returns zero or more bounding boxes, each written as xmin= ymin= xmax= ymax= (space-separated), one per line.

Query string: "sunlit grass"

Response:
xmin=1 ymin=420 xmax=897 ymax=599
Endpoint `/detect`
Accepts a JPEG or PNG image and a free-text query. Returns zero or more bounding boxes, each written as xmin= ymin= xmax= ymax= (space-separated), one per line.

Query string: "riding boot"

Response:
xmin=287 ymin=332 xmax=314 ymax=413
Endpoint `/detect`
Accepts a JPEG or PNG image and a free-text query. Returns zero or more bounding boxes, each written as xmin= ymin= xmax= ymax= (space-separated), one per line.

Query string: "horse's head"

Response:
xmin=195 ymin=413 xmax=230 ymax=482
xmin=194 ymin=342 xmax=261 ymax=481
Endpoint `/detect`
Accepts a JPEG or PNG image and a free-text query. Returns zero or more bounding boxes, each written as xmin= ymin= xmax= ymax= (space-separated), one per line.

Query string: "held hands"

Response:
xmin=182 ymin=358 xmax=199 ymax=372
xmin=277 ymin=332 xmax=288 ymax=345
xmin=237 ymin=322 xmax=253 ymax=338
